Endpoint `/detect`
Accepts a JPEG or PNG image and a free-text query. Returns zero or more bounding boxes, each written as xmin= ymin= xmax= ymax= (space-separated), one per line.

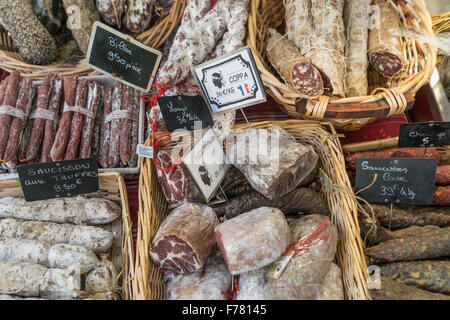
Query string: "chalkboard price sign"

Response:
xmin=158 ymin=95 xmax=214 ymax=132
xmin=17 ymin=158 xmax=99 ymax=202
xmin=355 ymin=158 xmax=437 ymax=205
xmin=398 ymin=122 xmax=450 ymax=148
xmin=86 ymin=21 xmax=162 ymax=92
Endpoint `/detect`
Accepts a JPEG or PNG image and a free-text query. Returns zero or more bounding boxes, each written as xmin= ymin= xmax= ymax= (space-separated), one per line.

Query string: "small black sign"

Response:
xmin=86 ymin=21 xmax=162 ymax=92
xmin=398 ymin=122 xmax=450 ymax=148
xmin=158 ymin=95 xmax=214 ymax=132
xmin=193 ymin=47 xmax=266 ymax=113
xmin=17 ymin=158 xmax=99 ymax=202
xmin=355 ymin=158 xmax=437 ymax=205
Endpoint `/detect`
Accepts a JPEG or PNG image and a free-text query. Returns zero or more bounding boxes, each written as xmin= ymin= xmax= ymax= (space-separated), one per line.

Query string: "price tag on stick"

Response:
xmin=17 ymin=158 xmax=99 ymax=202
xmin=355 ymin=158 xmax=437 ymax=205
xmin=398 ymin=122 xmax=450 ymax=148
xmin=193 ymin=47 xmax=266 ymax=114
xmin=86 ymin=21 xmax=162 ymax=92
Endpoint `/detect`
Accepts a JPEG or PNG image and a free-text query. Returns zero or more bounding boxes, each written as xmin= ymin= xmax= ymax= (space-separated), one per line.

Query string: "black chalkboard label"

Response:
xmin=355 ymin=158 xmax=437 ymax=205
xmin=398 ymin=122 xmax=450 ymax=148
xmin=86 ymin=21 xmax=162 ymax=92
xmin=193 ymin=47 xmax=266 ymax=113
xmin=17 ymin=158 xmax=99 ymax=202
xmin=158 ymin=95 xmax=214 ymax=132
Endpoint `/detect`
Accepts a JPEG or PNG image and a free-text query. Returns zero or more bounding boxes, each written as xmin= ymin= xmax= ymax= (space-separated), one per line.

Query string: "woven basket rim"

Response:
xmin=246 ymin=0 xmax=438 ymax=128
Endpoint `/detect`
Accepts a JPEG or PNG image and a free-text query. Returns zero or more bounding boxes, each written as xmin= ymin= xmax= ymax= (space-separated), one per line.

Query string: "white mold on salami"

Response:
xmin=215 ymin=207 xmax=290 ymax=275
xmin=236 ymin=266 xmax=270 ymax=300
xmin=150 ymin=203 xmax=218 ymax=274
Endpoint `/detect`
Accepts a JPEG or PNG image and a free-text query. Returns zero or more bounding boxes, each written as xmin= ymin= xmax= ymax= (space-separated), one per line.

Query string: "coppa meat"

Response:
xmin=155 ymin=150 xmax=202 ymax=208
xmin=165 ymin=254 xmax=231 ymax=300
xmin=215 ymin=207 xmax=290 ymax=275
xmin=150 ymin=203 xmax=218 ymax=274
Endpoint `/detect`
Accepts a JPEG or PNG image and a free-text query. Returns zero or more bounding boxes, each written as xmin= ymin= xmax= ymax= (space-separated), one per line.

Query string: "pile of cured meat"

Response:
xmin=0 ymin=196 xmax=124 ymax=300
xmin=0 ymin=72 xmax=140 ymax=172
xmin=267 ymin=0 xmax=409 ymax=99
xmin=150 ymin=126 xmax=346 ymax=300
xmin=346 ymin=148 xmax=450 ymax=300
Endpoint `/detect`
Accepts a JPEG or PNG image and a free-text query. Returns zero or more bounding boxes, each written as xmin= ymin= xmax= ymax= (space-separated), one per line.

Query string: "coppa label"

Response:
xmin=17 ymin=158 xmax=99 ymax=202
xmin=398 ymin=122 xmax=450 ymax=147
xmin=157 ymin=95 xmax=214 ymax=132
xmin=193 ymin=47 xmax=266 ymax=113
xmin=86 ymin=21 xmax=162 ymax=92
xmin=182 ymin=129 xmax=230 ymax=202
xmin=355 ymin=158 xmax=437 ymax=205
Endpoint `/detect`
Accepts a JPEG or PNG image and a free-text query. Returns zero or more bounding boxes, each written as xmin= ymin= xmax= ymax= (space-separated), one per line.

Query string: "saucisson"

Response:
xmin=432 ymin=186 xmax=450 ymax=206
xmin=128 ymin=88 xmax=140 ymax=168
xmin=41 ymin=77 xmax=63 ymax=163
xmin=50 ymin=76 xmax=78 ymax=161
xmin=96 ymin=0 xmax=126 ymax=28
xmin=64 ymin=79 xmax=89 ymax=160
xmin=100 ymin=87 xmax=113 ymax=168
xmin=26 ymin=73 xmax=55 ymax=162
xmin=80 ymin=82 xmax=102 ymax=159
xmin=435 ymin=165 xmax=450 ymax=186
xmin=0 ymin=71 xmax=21 ymax=159
xmin=106 ymin=82 xmax=123 ymax=168
xmin=18 ymin=96 xmax=38 ymax=163
xmin=123 ymin=0 xmax=154 ymax=33
xmin=119 ymin=85 xmax=132 ymax=165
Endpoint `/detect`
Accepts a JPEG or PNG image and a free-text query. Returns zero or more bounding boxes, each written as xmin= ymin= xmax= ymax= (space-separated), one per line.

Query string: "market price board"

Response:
xmin=17 ymin=158 xmax=99 ymax=202
xmin=355 ymin=158 xmax=437 ymax=205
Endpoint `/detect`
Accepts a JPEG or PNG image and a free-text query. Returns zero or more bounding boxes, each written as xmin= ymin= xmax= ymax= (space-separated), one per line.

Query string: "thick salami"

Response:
xmin=215 ymin=207 xmax=290 ymax=275
xmin=319 ymin=263 xmax=344 ymax=300
xmin=96 ymin=0 xmax=126 ymax=28
xmin=64 ymin=79 xmax=89 ymax=160
xmin=26 ymin=73 xmax=56 ymax=162
xmin=106 ymin=82 xmax=123 ymax=168
xmin=150 ymin=203 xmax=218 ymax=274
xmin=80 ymin=82 xmax=102 ymax=159
xmin=344 ymin=0 xmax=370 ymax=97
xmin=99 ymin=87 xmax=113 ymax=168
xmin=266 ymin=28 xmax=323 ymax=98
xmin=3 ymin=79 xmax=35 ymax=167
xmin=119 ymin=85 xmax=131 ymax=165
xmin=122 ymin=0 xmax=154 ymax=33
xmin=0 ymin=71 xmax=21 ymax=159
xmin=433 ymin=186 xmax=450 ymax=206
xmin=368 ymin=0 xmax=404 ymax=78
xmin=370 ymin=277 xmax=450 ymax=300
xmin=50 ymin=76 xmax=78 ymax=161
xmin=41 ymin=77 xmax=63 ymax=163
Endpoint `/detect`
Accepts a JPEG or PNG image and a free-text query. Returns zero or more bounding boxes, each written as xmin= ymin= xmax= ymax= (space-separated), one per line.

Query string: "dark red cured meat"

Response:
xmin=79 ymin=82 xmax=101 ymax=159
xmin=26 ymin=73 xmax=55 ymax=162
xmin=99 ymin=87 xmax=113 ymax=168
xmin=106 ymin=82 xmax=123 ymax=168
xmin=128 ymin=88 xmax=140 ymax=168
xmin=293 ymin=62 xmax=324 ymax=97
xmin=3 ymin=79 xmax=35 ymax=165
xmin=0 ymin=71 xmax=21 ymax=159
xmin=371 ymin=52 xmax=403 ymax=78
xmin=432 ymin=186 xmax=450 ymax=206
xmin=345 ymin=147 xmax=441 ymax=171
xmin=119 ymin=85 xmax=131 ymax=165
xmin=435 ymin=165 xmax=450 ymax=186
xmin=149 ymin=203 xmax=218 ymax=274
xmin=64 ymin=79 xmax=89 ymax=160
xmin=41 ymin=77 xmax=63 ymax=163
xmin=19 ymin=97 xmax=38 ymax=163
xmin=51 ymin=76 xmax=78 ymax=161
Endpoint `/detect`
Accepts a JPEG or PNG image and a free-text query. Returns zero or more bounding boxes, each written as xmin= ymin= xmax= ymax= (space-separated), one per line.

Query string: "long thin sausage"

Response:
xmin=79 ymin=82 xmax=102 ymax=159
xmin=64 ymin=79 xmax=89 ymax=160
xmin=0 ymin=71 xmax=21 ymax=159
xmin=50 ymin=76 xmax=78 ymax=161
xmin=106 ymin=82 xmax=123 ymax=168
xmin=129 ymin=88 xmax=140 ymax=168
xmin=41 ymin=77 xmax=63 ymax=163
xmin=3 ymin=79 xmax=35 ymax=166
xmin=99 ymin=87 xmax=113 ymax=168
xmin=119 ymin=85 xmax=131 ymax=165
xmin=26 ymin=73 xmax=55 ymax=162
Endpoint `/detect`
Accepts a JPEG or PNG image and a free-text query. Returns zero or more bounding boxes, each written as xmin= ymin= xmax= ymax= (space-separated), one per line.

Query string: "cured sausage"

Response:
xmin=266 ymin=28 xmax=323 ymax=98
xmin=106 ymin=82 xmax=123 ymax=168
xmin=128 ymin=88 xmax=140 ymax=168
xmin=41 ymin=77 xmax=63 ymax=163
xmin=51 ymin=76 xmax=78 ymax=161
xmin=26 ymin=73 xmax=56 ymax=162
xmin=99 ymin=87 xmax=113 ymax=168
xmin=64 ymin=79 xmax=89 ymax=160
xmin=370 ymin=277 xmax=450 ymax=300
xmin=18 ymin=97 xmax=38 ymax=163
xmin=3 ymin=79 xmax=35 ymax=167
xmin=435 ymin=165 xmax=450 ymax=186
xmin=432 ymin=185 xmax=450 ymax=206
xmin=368 ymin=0 xmax=404 ymax=78
xmin=96 ymin=0 xmax=126 ymax=28
xmin=0 ymin=71 xmax=21 ymax=160
xmin=119 ymin=85 xmax=132 ymax=165
xmin=80 ymin=82 xmax=102 ymax=159
xmin=122 ymin=0 xmax=154 ymax=33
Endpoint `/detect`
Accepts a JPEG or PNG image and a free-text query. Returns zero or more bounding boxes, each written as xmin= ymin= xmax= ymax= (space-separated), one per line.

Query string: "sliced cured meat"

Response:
xmin=150 ymin=203 xmax=218 ymax=274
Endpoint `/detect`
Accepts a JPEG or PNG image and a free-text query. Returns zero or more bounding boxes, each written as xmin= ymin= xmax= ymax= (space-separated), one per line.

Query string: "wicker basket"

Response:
xmin=247 ymin=0 xmax=437 ymax=131
xmin=131 ymin=120 xmax=371 ymax=300
xmin=0 ymin=0 xmax=186 ymax=80
xmin=0 ymin=172 xmax=134 ymax=300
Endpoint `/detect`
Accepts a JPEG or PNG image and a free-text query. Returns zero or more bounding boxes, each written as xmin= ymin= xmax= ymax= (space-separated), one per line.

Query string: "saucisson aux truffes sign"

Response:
xmin=86 ymin=21 xmax=162 ymax=92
